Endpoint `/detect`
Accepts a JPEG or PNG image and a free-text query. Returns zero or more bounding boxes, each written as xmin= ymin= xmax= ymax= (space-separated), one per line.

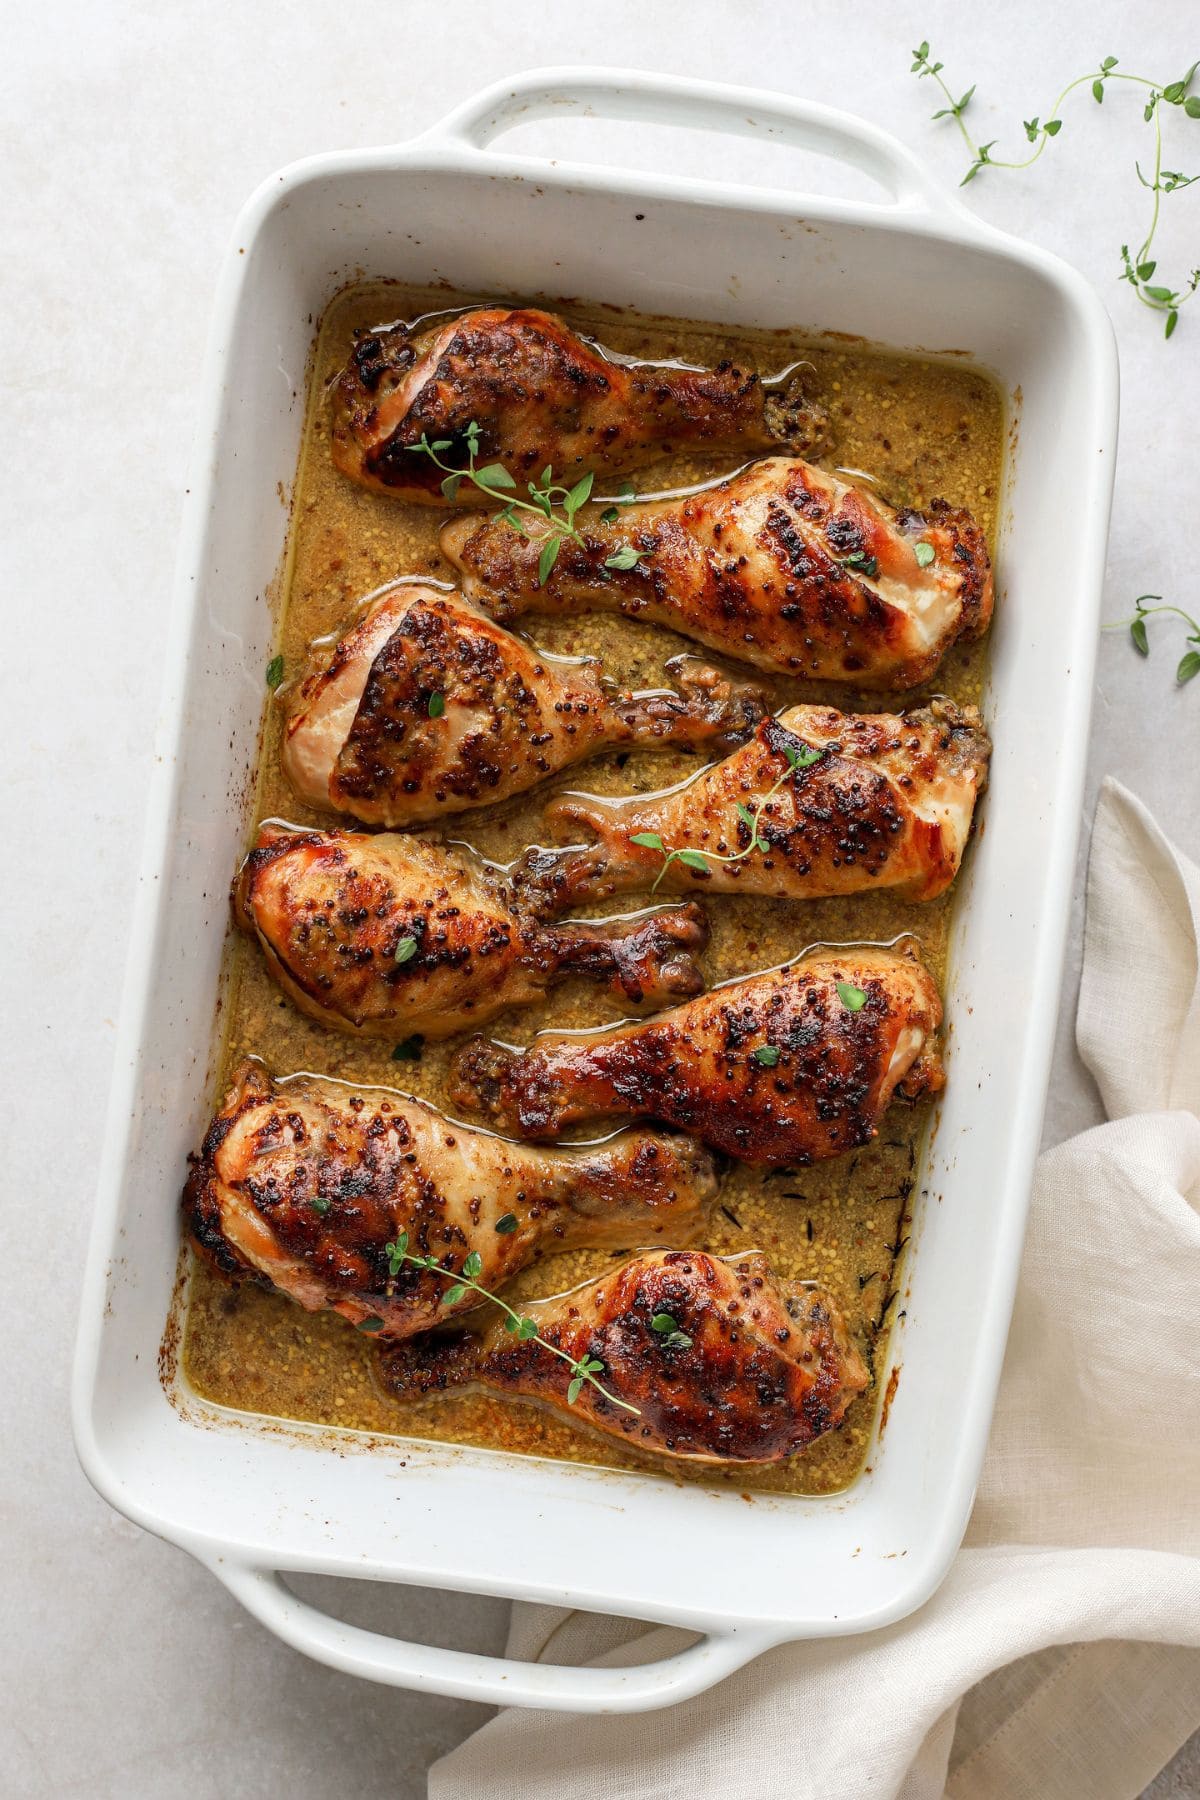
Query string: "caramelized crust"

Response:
xmin=281 ymin=584 xmax=766 ymax=826
xmin=331 ymin=306 xmax=827 ymax=502
xmin=184 ymin=1062 xmax=716 ymax=1338
xmin=442 ymin=455 xmax=993 ymax=688
xmin=518 ymin=698 xmax=991 ymax=909
xmin=451 ymin=944 xmax=944 ymax=1165
xmin=234 ymin=822 xmax=708 ymax=1038
xmin=379 ymin=1249 xmax=869 ymax=1464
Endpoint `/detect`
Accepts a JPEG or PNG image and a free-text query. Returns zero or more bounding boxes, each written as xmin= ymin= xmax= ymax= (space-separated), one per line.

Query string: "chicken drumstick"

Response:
xmin=235 ymin=821 xmax=708 ymax=1038
xmin=379 ymin=1249 xmax=869 ymax=1465
xmin=282 ymin=584 xmax=765 ymax=827
xmin=518 ymin=699 xmax=990 ymax=910
xmin=452 ymin=944 xmax=944 ymax=1165
xmin=331 ymin=306 xmax=827 ymax=502
xmin=185 ymin=1062 xmax=716 ymax=1340
xmin=442 ymin=456 xmax=993 ymax=689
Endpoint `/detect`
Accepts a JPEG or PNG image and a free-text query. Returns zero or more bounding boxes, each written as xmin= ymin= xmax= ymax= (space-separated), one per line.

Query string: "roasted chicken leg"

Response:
xmin=452 ymin=944 xmax=943 ymax=1165
xmin=378 ymin=1249 xmax=869 ymax=1465
xmin=281 ymin=583 xmax=766 ymax=826
xmin=185 ymin=1062 xmax=717 ymax=1339
xmin=235 ymin=821 xmax=708 ymax=1038
xmin=331 ymin=306 xmax=828 ymax=502
xmin=442 ymin=456 xmax=993 ymax=689
xmin=518 ymin=699 xmax=991 ymax=910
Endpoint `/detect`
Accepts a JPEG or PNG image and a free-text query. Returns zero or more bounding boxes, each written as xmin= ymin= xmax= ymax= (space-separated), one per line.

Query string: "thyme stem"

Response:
xmin=1103 ymin=593 xmax=1200 ymax=685
xmin=910 ymin=44 xmax=1200 ymax=336
xmin=406 ymin=422 xmax=644 ymax=583
xmin=634 ymin=739 xmax=824 ymax=892
xmin=383 ymin=1236 xmax=642 ymax=1416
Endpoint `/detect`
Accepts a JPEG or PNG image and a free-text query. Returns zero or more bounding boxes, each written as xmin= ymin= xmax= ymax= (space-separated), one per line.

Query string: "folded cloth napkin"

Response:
xmin=432 ymin=779 xmax=1200 ymax=1800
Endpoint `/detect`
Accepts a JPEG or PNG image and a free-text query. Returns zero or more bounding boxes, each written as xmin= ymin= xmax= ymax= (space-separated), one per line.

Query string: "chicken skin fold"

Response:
xmin=451 ymin=944 xmax=944 ymax=1166
xmin=281 ymin=583 xmax=767 ymax=827
xmin=442 ymin=456 xmax=993 ymax=689
xmin=517 ymin=699 xmax=991 ymax=910
xmin=234 ymin=822 xmax=709 ymax=1039
xmin=330 ymin=305 xmax=828 ymax=502
xmin=185 ymin=1062 xmax=717 ymax=1340
xmin=378 ymin=1249 xmax=869 ymax=1465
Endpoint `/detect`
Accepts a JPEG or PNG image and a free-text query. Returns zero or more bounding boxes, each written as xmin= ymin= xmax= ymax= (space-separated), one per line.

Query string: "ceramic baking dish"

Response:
xmin=72 ymin=67 xmax=1118 ymax=1713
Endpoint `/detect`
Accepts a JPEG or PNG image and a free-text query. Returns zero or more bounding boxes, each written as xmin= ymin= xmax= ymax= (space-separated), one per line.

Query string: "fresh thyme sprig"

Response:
xmin=911 ymin=44 xmax=1200 ymax=336
xmin=406 ymin=421 xmax=645 ymax=583
xmin=630 ymin=737 xmax=824 ymax=893
xmin=379 ymin=1232 xmax=641 ymax=1415
xmin=1105 ymin=593 xmax=1200 ymax=685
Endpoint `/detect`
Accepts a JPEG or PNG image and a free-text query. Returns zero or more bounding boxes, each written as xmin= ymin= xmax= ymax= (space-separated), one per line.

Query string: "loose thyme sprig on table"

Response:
xmin=911 ymin=44 xmax=1200 ymax=337
xmin=377 ymin=1232 xmax=641 ymax=1415
xmin=406 ymin=421 xmax=645 ymax=583
xmin=629 ymin=737 xmax=824 ymax=893
xmin=1105 ymin=593 xmax=1200 ymax=685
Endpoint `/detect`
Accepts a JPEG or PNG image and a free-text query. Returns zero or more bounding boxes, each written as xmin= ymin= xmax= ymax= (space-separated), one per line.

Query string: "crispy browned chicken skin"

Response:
xmin=518 ymin=699 xmax=991 ymax=910
xmin=234 ymin=822 xmax=709 ymax=1038
xmin=185 ymin=1062 xmax=716 ymax=1340
xmin=331 ymin=306 xmax=827 ymax=502
xmin=442 ymin=455 xmax=993 ymax=688
xmin=281 ymin=584 xmax=766 ymax=827
xmin=378 ymin=1249 xmax=868 ymax=1465
xmin=452 ymin=944 xmax=943 ymax=1165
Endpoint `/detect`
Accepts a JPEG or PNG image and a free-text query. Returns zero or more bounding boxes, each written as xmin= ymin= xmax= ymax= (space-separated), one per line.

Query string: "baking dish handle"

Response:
xmin=211 ymin=1559 xmax=780 ymax=1712
xmin=422 ymin=65 xmax=957 ymax=219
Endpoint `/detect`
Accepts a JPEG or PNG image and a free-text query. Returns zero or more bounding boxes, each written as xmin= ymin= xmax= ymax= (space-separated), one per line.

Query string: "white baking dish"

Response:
xmin=72 ymin=68 xmax=1117 ymax=1712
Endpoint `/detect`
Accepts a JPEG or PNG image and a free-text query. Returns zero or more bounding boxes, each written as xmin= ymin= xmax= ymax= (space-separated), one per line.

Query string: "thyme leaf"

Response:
xmin=1104 ymin=592 xmax=1200 ymax=689
xmin=837 ymin=548 xmax=880 ymax=579
xmin=633 ymin=734 xmax=826 ymax=891
xmin=406 ymin=426 xmax=639 ymax=585
xmin=383 ymin=1238 xmax=641 ymax=1414
xmin=650 ymin=1312 xmax=694 ymax=1351
xmin=911 ymin=43 xmax=1200 ymax=336
xmin=604 ymin=544 xmax=645 ymax=571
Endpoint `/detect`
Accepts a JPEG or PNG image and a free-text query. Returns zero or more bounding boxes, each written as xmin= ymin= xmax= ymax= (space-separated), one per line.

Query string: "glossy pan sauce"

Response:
xmin=182 ymin=281 xmax=1003 ymax=1497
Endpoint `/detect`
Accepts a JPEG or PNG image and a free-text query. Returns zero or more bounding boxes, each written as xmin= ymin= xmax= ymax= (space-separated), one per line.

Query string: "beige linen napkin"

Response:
xmin=432 ymin=779 xmax=1200 ymax=1800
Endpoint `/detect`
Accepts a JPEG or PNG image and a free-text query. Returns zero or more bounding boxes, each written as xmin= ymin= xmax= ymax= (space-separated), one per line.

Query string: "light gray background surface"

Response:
xmin=4 ymin=1 xmax=1197 ymax=1793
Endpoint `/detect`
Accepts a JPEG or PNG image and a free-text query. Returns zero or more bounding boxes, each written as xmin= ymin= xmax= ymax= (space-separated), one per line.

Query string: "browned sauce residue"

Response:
xmin=879 ymin=1363 xmax=903 ymax=1438
xmin=180 ymin=281 xmax=1003 ymax=1497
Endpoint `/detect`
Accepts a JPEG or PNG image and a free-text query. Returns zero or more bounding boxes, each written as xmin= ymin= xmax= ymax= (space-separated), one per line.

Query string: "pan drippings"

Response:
xmin=181 ymin=280 xmax=1003 ymax=1496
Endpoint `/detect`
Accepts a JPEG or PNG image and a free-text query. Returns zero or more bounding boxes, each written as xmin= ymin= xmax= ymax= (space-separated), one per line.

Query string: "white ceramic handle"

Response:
xmin=213 ymin=1559 xmax=777 ymax=1713
xmin=423 ymin=65 xmax=951 ymax=217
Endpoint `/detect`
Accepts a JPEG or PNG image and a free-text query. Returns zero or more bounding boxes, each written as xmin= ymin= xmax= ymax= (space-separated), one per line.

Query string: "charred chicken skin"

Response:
xmin=234 ymin=821 xmax=708 ymax=1039
xmin=379 ymin=1249 xmax=868 ymax=1464
xmin=451 ymin=944 xmax=943 ymax=1165
xmin=185 ymin=1062 xmax=717 ymax=1339
xmin=281 ymin=584 xmax=766 ymax=827
xmin=442 ymin=455 xmax=993 ymax=689
xmin=330 ymin=306 xmax=828 ymax=503
xmin=518 ymin=699 xmax=991 ymax=910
